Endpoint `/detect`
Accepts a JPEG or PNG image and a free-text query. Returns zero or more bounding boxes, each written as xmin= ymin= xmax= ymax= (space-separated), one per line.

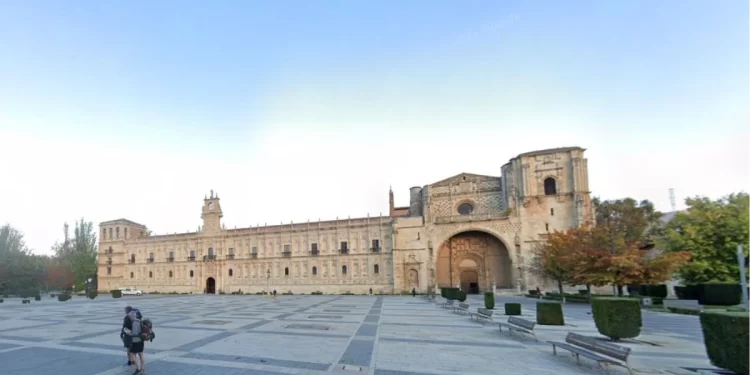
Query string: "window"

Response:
xmin=228 ymin=269 xmax=233 ymax=277
xmin=149 ymin=271 xmax=153 ymax=278
xmin=102 ymin=229 xmax=106 ymax=240
xmin=283 ymin=244 xmax=290 ymax=252
xmin=130 ymin=272 xmax=134 ymax=278
xmin=342 ymin=265 xmax=348 ymax=275
xmin=312 ymin=266 xmax=317 ymax=275
xmin=311 ymin=243 xmax=318 ymax=252
xmin=284 ymin=267 xmax=289 ymax=276
xmin=457 ymin=202 xmax=474 ymax=215
xmin=124 ymin=228 xmax=128 ymax=239
xmin=544 ymin=177 xmax=557 ymax=195
xmin=252 ymin=246 xmax=258 ymax=254
xmin=545 ymin=223 xmax=549 ymax=232
xmin=130 ymin=254 xmax=135 ymax=263
xmin=169 ymin=271 xmax=173 ymax=278
xmin=371 ymin=239 xmax=380 ymax=251
xmin=229 ymin=248 xmax=234 ymax=255
xmin=340 ymin=241 xmax=348 ymax=252
xmin=374 ymin=264 xmax=379 ymax=274
xmin=208 ymin=247 xmax=215 ymax=256
xmin=116 ymin=227 xmax=120 ymax=239
xmin=550 ymin=208 xmax=554 ymax=216
xmin=190 ymin=270 xmax=194 ymax=277
xmin=107 ymin=267 xmax=112 ymax=275
xmin=109 ymin=228 xmax=113 ymax=239
xmin=169 ymin=251 xmax=174 ymax=260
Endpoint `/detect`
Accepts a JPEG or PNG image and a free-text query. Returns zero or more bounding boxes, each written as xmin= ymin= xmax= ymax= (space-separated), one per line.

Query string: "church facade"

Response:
xmin=97 ymin=147 xmax=594 ymax=295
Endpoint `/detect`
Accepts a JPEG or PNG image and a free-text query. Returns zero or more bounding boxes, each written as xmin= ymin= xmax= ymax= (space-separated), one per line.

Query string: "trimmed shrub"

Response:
xmin=484 ymin=292 xmax=495 ymax=309
xmin=34 ymin=295 xmax=41 ymax=301
xmin=668 ymin=307 xmax=700 ymax=316
xmin=675 ymin=285 xmax=699 ymax=300
xmin=700 ymin=311 xmax=749 ymax=375
xmin=536 ymin=302 xmax=564 ymax=325
xmin=456 ymin=290 xmax=467 ymax=302
xmin=646 ymin=285 xmax=668 ymax=298
xmin=88 ymin=290 xmax=98 ymax=299
xmin=0 ymin=299 xmax=3 ymax=303
xmin=698 ymin=283 xmax=741 ymax=306
xmin=528 ymin=290 xmax=539 ymax=296
xmin=442 ymin=287 xmax=459 ymax=299
xmin=591 ymin=297 xmax=642 ymax=341
xmin=57 ymin=293 xmax=71 ymax=302
xmin=505 ymin=303 xmax=521 ymax=316
xmin=111 ymin=289 xmax=122 ymax=298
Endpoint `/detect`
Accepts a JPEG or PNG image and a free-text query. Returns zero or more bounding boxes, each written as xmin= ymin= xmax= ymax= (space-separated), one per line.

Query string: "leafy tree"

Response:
xmin=530 ymin=230 xmax=577 ymax=299
xmin=53 ymin=219 xmax=98 ymax=288
xmin=658 ymin=193 xmax=749 ymax=284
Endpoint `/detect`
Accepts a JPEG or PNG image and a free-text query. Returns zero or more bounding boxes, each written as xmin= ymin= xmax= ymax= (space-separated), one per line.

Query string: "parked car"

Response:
xmin=120 ymin=288 xmax=143 ymax=296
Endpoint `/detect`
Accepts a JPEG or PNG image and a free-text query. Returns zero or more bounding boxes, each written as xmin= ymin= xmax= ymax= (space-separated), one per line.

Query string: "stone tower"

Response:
xmin=201 ymin=190 xmax=223 ymax=233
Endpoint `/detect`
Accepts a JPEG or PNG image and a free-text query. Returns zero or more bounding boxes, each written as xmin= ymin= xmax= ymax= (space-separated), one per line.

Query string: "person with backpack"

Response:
xmin=124 ymin=310 xmax=146 ymax=374
xmin=121 ymin=306 xmax=135 ymax=366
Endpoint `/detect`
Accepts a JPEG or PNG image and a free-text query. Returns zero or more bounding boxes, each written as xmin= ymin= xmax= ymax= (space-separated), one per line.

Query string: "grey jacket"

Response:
xmin=130 ymin=319 xmax=142 ymax=343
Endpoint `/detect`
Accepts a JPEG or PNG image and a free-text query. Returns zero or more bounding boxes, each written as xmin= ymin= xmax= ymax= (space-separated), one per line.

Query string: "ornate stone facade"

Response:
xmin=98 ymin=147 xmax=593 ymax=294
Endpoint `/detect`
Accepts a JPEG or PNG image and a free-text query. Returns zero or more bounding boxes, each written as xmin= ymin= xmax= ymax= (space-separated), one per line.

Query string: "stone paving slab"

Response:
xmin=0 ymin=294 xmax=725 ymax=375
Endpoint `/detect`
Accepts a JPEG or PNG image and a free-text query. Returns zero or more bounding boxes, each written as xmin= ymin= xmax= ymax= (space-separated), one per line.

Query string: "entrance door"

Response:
xmin=460 ymin=271 xmax=479 ymax=294
xmin=206 ymin=277 xmax=216 ymax=294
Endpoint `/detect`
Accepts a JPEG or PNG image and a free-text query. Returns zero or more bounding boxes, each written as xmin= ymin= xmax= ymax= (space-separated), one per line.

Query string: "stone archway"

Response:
xmin=436 ymin=230 xmax=513 ymax=292
xmin=206 ymin=277 xmax=216 ymax=294
xmin=408 ymin=269 xmax=419 ymax=290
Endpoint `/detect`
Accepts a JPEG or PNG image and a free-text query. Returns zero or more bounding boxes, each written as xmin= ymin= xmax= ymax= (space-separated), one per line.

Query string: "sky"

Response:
xmin=0 ymin=1 xmax=747 ymax=255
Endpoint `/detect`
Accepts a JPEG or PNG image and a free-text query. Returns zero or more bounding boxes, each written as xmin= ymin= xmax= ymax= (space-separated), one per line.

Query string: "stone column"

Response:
xmin=492 ymin=281 xmax=496 ymax=295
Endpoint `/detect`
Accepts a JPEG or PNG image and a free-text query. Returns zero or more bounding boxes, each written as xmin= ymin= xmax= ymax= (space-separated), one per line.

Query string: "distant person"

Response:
xmin=126 ymin=310 xmax=146 ymax=374
xmin=369 ymin=288 xmax=373 ymax=295
xmin=412 ymin=288 xmax=416 ymax=297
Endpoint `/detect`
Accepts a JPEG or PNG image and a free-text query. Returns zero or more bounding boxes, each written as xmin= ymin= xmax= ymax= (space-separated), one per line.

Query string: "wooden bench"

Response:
xmin=547 ymin=332 xmax=633 ymax=375
xmin=498 ymin=316 xmax=537 ymax=341
xmin=442 ymin=299 xmax=455 ymax=309
xmin=469 ymin=308 xmax=494 ymax=324
xmin=21 ymin=299 xmax=30 ymax=304
xmin=453 ymin=302 xmax=470 ymax=315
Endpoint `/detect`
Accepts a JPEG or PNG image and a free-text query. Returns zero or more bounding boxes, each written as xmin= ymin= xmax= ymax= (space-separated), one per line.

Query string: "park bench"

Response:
xmin=469 ymin=308 xmax=494 ymax=324
xmin=442 ymin=299 xmax=455 ymax=309
xmin=21 ymin=299 xmax=30 ymax=304
xmin=547 ymin=332 xmax=633 ymax=375
xmin=498 ymin=316 xmax=537 ymax=341
xmin=453 ymin=302 xmax=470 ymax=315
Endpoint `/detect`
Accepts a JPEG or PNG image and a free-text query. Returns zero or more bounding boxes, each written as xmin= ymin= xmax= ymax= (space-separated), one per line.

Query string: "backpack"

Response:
xmin=140 ymin=317 xmax=155 ymax=342
xmin=132 ymin=308 xmax=143 ymax=320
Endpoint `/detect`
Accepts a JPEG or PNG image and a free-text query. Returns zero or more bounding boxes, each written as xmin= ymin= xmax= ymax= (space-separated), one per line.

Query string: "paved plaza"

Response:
xmin=0 ymin=294 xmax=721 ymax=375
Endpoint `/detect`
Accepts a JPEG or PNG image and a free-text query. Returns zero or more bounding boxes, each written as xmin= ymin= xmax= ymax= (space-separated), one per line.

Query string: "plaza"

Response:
xmin=0 ymin=294 xmax=719 ymax=375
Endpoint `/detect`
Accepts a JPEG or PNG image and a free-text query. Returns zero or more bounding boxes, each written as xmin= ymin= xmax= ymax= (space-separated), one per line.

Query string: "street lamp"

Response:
xmin=266 ymin=269 xmax=271 ymax=299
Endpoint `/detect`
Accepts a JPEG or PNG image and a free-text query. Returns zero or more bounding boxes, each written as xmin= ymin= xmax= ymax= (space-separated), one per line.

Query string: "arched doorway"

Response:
xmin=408 ymin=269 xmax=419 ymax=290
xmin=436 ymin=230 xmax=513 ymax=292
xmin=206 ymin=277 xmax=216 ymax=294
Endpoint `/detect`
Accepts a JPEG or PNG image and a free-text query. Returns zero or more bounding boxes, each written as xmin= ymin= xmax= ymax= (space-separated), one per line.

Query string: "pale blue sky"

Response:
xmin=0 ymin=1 xmax=747 ymax=254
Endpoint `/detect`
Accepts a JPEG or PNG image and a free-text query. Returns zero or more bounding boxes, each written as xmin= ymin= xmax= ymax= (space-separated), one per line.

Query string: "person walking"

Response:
xmin=121 ymin=306 xmax=134 ymax=366
xmin=125 ymin=311 xmax=146 ymax=374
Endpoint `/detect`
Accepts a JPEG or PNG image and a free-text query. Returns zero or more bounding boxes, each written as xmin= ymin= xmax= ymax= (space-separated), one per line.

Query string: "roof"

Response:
xmin=513 ymin=146 xmax=585 ymax=160
xmin=99 ymin=219 xmax=147 ymax=228
xmin=429 ymin=172 xmax=499 ymax=187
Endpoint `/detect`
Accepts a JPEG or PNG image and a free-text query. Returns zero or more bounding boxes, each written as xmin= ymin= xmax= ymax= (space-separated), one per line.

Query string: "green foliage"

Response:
xmin=593 ymin=197 xmax=663 ymax=249
xmin=536 ymin=302 xmax=565 ymax=325
xmin=504 ymin=303 xmax=521 ymax=316
xmin=700 ymin=311 xmax=749 ymax=375
xmin=87 ymin=290 xmax=98 ymax=299
xmin=667 ymin=306 xmax=701 ymax=316
xmin=484 ymin=292 xmax=495 ymax=309
xmin=697 ymin=283 xmax=742 ymax=306
xmin=591 ymin=297 xmax=642 ymax=340
xmin=456 ymin=290 xmax=467 ymax=302
xmin=53 ymin=220 xmax=98 ymax=288
xmin=658 ymin=193 xmax=749 ymax=284
xmin=674 ymin=285 xmax=699 ymax=300
xmin=628 ymin=284 xmax=667 ymax=298
xmin=111 ymin=289 xmax=122 ymax=298
xmin=442 ymin=287 xmax=459 ymax=299
xmin=57 ymin=292 xmax=71 ymax=302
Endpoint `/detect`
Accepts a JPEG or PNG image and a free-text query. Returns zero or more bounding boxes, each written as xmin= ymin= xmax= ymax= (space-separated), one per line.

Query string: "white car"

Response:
xmin=120 ymin=288 xmax=143 ymax=296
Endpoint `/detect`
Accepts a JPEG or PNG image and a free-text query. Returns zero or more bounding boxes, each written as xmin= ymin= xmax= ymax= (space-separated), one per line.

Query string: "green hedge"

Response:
xmin=674 ymin=285 xmax=699 ymax=300
xmin=456 ymin=290 xmax=467 ymax=302
xmin=57 ymin=293 xmax=71 ymax=302
xmin=698 ymin=283 xmax=741 ymax=306
xmin=667 ymin=307 xmax=701 ymax=316
xmin=505 ymin=303 xmax=521 ymax=316
xmin=484 ymin=292 xmax=495 ymax=309
xmin=88 ymin=290 xmax=98 ymax=299
xmin=536 ymin=302 xmax=564 ymax=325
xmin=700 ymin=311 xmax=749 ymax=375
xmin=441 ymin=287 xmax=458 ymax=299
xmin=627 ymin=284 xmax=667 ymax=298
xmin=592 ymin=297 xmax=642 ymax=340
xmin=111 ymin=289 xmax=122 ymax=298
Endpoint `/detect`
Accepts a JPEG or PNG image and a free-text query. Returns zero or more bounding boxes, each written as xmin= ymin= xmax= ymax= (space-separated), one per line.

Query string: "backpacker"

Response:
xmin=140 ymin=317 xmax=155 ymax=342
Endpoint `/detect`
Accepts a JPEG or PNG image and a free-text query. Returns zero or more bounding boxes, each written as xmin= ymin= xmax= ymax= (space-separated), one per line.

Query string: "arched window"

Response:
xmin=374 ymin=264 xmax=379 ymax=274
xmin=168 ymin=271 xmax=173 ymax=278
xmin=149 ymin=271 xmax=153 ymax=278
xmin=544 ymin=177 xmax=557 ymax=195
xmin=208 ymin=247 xmax=215 ymax=256
xmin=130 ymin=272 xmax=134 ymax=278
xmin=130 ymin=254 xmax=135 ymax=263
xmin=228 ymin=269 xmax=233 ymax=277
xmin=284 ymin=267 xmax=289 ymax=276
xmin=312 ymin=266 xmax=317 ymax=275
xmin=342 ymin=265 xmax=348 ymax=275
xmin=190 ymin=270 xmax=194 ymax=278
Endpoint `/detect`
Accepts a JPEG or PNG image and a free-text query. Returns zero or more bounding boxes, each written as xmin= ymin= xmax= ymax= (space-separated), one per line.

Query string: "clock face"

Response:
xmin=208 ymin=202 xmax=215 ymax=210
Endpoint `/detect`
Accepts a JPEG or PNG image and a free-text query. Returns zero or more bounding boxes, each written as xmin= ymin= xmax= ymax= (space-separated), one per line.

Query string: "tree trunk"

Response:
xmin=557 ymin=280 xmax=565 ymax=303
xmin=586 ymin=284 xmax=592 ymax=302
xmin=616 ymin=284 xmax=624 ymax=296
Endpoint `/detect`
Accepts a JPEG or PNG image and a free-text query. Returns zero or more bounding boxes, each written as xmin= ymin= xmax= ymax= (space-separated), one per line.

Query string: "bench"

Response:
xmin=547 ymin=332 xmax=633 ymax=375
xmin=21 ymin=299 xmax=30 ymax=304
xmin=453 ymin=303 xmax=470 ymax=315
xmin=442 ymin=299 xmax=455 ymax=309
xmin=469 ymin=308 xmax=494 ymax=324
xmin=498 ymin=316 xmax=537 ymax=341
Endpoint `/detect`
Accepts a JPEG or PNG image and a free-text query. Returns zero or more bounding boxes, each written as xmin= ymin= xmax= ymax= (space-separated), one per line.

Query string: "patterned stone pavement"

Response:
xmin=0 ymin=294 xmax=721 ymax=375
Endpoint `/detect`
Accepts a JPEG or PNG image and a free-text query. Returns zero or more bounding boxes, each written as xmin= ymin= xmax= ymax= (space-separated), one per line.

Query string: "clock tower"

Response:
xmin=201 ymin=190 xmax=223 ymax=233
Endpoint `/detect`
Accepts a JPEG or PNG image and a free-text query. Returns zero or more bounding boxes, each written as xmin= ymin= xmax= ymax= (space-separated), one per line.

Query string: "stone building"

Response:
xmin=98 ymin=146 xmax=594 ymax=295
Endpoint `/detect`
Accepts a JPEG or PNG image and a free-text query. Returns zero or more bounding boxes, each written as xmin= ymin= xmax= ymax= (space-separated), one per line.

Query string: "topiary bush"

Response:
xmin=591 ymin=297 xmax=642 ymax=341
xmin=34 ymin=295 xmax=41 ymax=301
xmin=536 ymin=301 xmax=564 ymax=325
xmin=698 ymin=283 xmax=742 ymax=306
xmin=505 ymin=303 xmax=521 ymax=316
xmin=675 ymin=285 xmax=699 ymax=300
xmin=442 ymin=287 xmax=459 ymax=300
xmin=111 ymin=289 xmax=122 ymax=298
xmin=88 ymin=290 xmax=98 ymax=299
xmin=57 ymin=293 xmax=71 ymax=302
xmin=456 ymin=290 xmax=467 ymax=302
xmin=700 ymin=311 xmax=748 ymax=375
xmin=484 ymin=291 xmax=495 ymax=309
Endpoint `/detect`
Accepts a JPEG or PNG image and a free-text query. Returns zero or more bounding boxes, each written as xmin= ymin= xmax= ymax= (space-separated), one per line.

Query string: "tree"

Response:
xmin=530 ymin=230 xmax=578 ymax=300
xmin=658 ymin=193 xmax=749 ymax=284
xmin=53 ymin=219 xmax=98 ymax=288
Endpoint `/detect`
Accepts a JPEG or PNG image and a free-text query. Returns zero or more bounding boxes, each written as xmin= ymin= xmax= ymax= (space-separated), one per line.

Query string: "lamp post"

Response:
xmin=266 ymin=269 xmax=271 ymax=299
xmin=738 ymin=245 xmax=749 ymax=309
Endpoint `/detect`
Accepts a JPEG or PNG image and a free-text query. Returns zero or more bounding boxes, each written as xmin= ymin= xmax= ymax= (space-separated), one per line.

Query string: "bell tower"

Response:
xmin=201 ymin=190 xmax=223 ymax=233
